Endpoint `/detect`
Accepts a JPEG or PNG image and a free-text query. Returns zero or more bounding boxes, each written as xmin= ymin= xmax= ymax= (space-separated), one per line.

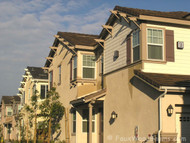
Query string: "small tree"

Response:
xmin=25 ymin=90 xmax=39 ymax=143
xmin=39 ymin=87 xmax=65 ymax=143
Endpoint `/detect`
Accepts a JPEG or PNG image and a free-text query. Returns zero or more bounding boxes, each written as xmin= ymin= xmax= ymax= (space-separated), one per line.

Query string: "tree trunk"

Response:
xmin=48 ymin=117 xmax=52 ymax=143
xmin=27 ymin=120 xmax=29 ymax=143
xmin=19 ymin=120 xmax=21 ymax=143
xmin=33 ymin=113 xmax=37 ymax=143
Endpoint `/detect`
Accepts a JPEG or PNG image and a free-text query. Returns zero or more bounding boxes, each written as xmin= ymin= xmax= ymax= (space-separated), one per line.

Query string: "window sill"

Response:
xmin=70 ymin=78 xmax=97 ymax=86
xmin=71 ymin=133 xmax=76 ymax=136
xmin=143 ymin=59 xmax=167 ymax=64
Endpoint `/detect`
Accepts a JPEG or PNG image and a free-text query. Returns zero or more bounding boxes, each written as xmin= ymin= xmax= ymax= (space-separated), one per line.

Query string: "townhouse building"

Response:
xmin=18 ymin=66 xmax=48 ymax=140
xmin=44 ymin=32 xmax=105 ymax=143
xmin=0 ymin=96 xmax=21 ymax=141
xmin=97 ymin=6 xmax=190 ymax=143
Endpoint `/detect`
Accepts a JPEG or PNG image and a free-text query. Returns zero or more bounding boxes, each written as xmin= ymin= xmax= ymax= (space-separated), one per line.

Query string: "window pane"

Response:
xmin=83 ymin=68 xmax=95 ymax=78
xmin=40 ymin=85 xmax=45 ymax=99
xmin=73 ymin=121 xmax=76 ymax=133
xmin=82 ymin=121 xmax=95 ymax=132
xmin=148 ymin=45 xmax=163 ymax=60
xmin=133 ymin=46 xmax=140 ymax=62
xmin=83 ymin=55 xmax=95 ymax=67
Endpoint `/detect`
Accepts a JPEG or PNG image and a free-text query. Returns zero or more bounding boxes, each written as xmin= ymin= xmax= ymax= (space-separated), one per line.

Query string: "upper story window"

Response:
xmin=133 ymin=30 xmax=140 ymax=62
xmin=72 ymin=56 xmax=77 ymax=80
xmin=147 ymin=28 xmax=163 ymax=60
xmin=40 ymin=85 xmax=48 ymax=99
xmin=49 ymin=71 xmax=53 ymax=88
xmin=7 ymin=106 xmax=13 ymax=116
xmin=82 ymin=55 xmax=95 ymax=79
xmin=58 ymin=65 xmax=61 ymax=84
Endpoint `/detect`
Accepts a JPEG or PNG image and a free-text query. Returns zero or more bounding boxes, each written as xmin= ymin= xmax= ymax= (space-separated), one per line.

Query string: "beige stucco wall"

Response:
xmin=104 ymin=64 xmax=159 ymax=143
xmin=161 ymin=93 xmax=190 ymax=134
xmin=48 ymin=42 xmax=103 ymax=142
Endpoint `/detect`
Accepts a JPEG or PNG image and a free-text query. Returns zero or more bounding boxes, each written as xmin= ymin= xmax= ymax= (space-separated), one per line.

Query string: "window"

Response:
xmin=82 ymin=109 xmax=95 ymax=132
xmin=72 ymin=110 xmax=76 ymax=133
xmin=7 ymin=106 xmax=13 ymax=116
xmin=82 ymin=55 xmax=95 ymax=79
xmin=18 ymin=104 xmax=22 ymax=112
xmin=133 ymin=30 xmax=140 ymax=62
xmin=147 ymin=28 xmax=163 ymax=60
xmin=49 ymin=71 xmax=53 ymax=88
xmin=58 ymin=65 xmax=61 ymax=84
xmin=33 ymin=84 xmax=36 ymax=94
xmin=40 ymin=85 xmax=48 ymax=99
xmin=72 ymin=56 xmax=77 ymax=80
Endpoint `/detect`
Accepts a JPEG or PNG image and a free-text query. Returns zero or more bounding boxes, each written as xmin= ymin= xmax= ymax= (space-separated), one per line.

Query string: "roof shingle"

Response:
xmin=114 ymin=6 xmax=190 ymax=21
xmin=27 ymin=66 xmax=48 ymax=80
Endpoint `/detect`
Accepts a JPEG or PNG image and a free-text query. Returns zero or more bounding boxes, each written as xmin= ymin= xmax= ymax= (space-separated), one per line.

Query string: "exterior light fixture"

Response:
xmin=111 ymin=111 xmax=118 ymax=119
xmin=167 ymin=104 xmax=174 ymax=117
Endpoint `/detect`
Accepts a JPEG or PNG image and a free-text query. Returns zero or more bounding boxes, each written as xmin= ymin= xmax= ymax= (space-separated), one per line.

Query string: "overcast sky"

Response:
xmin=0 ymin=0 xmax=190 ymax=96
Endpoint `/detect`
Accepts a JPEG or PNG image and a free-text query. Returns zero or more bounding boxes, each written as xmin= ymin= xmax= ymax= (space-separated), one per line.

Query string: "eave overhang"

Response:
xmin=70 ymin=89 xmax=106 ymax=106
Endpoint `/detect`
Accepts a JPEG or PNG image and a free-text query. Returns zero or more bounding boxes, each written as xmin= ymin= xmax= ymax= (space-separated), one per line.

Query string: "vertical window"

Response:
xmin=7 ymin=106 xmax=13 ymax=116
xmin=49 ymin=71 xmax=53 ymax=88
xmin=147 ymin=28 xmax=163 ymax=60
xmin=133 ymin=30 xmax=140 ymax=62
xmin=58 ymin=65 xmax=61 ymax=84
xmin=82 ymin=109 xmax=95 ymax=132
xmin=82 ymin=55 xmax=95 ymax=79
xmin=72 ymin=56 xmax=77 ymax=80
xmin=40 ymin=85 xmax=48 ymax=99
xmin=72 ymin=110 xmax=76 ymax=133
xmin=33 ymin=84 xmax=36 ymax=94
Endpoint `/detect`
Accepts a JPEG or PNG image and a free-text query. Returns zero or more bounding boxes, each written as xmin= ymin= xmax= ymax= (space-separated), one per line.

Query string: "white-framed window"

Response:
xmin=82 ymin=55 xmax=95 ymax=79
xmin=49 ymin=71 xmax=53 ymax=88
xmin=72 ymin=56 xmax=77 ymax=80
xmin=147 ymin=28 xmax=164 ymax=60
xmin=72 ymin=110 xmax=76 ymax=133
xmin=7 ymin=106 xmax=13 ymax=116
xmin=133 ymin=30 xmax=140 ymax=62
xmin=58 ymin=65 xmax=61 ymax=84
xmin=40 ymin=85 xmax=48 ymax=99
xmin=82 ymin=109 xmax=95 ymax=132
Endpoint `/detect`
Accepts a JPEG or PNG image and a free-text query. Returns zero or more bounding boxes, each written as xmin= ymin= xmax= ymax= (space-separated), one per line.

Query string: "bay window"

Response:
xmin=82 ymin=55 xmax=95 ymax=79
xmin=7 ymin=106 xmax=13 ymax=116
xmin=133 ymin=30 xmax=140 ymax=62
xmin=147 ymin=28 xmax=163 ymax=60
xmin=72 ymin=56 xmax=77 ymax=80
xmin=40 ymin=85 xmax=48 ymax=99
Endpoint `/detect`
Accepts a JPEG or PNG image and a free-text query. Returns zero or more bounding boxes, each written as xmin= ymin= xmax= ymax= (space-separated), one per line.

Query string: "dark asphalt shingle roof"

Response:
xmin=57 ymin=32 xmax=99 ymax=46
xmin=134 ymin=70 xmax=190 ymax=88
xmin=1 ymin=96 xmax=21 ymax=104
xmin=27 ymin=66 xmax=48 ymax=79
xmin=114 ymin=6 xmax=190 ymax=21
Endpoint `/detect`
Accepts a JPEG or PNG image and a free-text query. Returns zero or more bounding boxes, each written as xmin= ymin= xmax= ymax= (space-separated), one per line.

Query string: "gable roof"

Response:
xmin=1 ymin=96 xmax=21 ymax=104
xmin=99 ymin=6 xmax=190 ymax=39
xmin=44 ymin=32 xmax=99 ymax=67
xmin=27 ymin=66 xmax=48 ymax=79
xmin=114 ymin=6 xmax=190 ymax=21
xmin=134 ymin=70 xmax=190 ymax=88
xmin=57 ymin=32 xmax=98 ymax=46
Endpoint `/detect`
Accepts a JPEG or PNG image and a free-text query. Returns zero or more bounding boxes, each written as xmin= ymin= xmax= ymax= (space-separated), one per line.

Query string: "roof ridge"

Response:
xmin=57 ymin=31 xmax=98 ymax=37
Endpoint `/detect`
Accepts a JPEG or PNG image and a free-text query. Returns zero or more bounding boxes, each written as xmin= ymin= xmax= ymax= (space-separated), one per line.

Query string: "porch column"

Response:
xmin=88 ymin=102 xmax=93 ymax=143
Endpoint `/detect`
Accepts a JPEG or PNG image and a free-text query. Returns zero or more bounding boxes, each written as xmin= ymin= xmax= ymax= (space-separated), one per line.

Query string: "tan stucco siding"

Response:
xmin=143 ymin=24 xmax=190 ymax=75
xmin=104 ymin=65 xmax=159 ymax=143
xmin=104 ymin=19 xmax=133 ymax=74
xmin=161 ymin=94 xmax=190 ymax=133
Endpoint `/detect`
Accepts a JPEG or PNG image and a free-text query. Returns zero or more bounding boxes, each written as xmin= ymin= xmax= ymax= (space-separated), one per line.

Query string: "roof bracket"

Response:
xmin=128 ymin=17 xmax=141 ymax=29
xmin=102 ymin=25 xmax=113 ymax=36
xmin=119 ymin=12 xmax=129 ymax=23
xmin=95 ymin=39 xmax=104 ymax=48
xmin=110 ymin=10 xmax=120 ymax=20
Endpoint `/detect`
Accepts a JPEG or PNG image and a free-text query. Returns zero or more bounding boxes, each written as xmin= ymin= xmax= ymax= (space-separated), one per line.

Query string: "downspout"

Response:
xmin=158 ymin=88 xmax=167 ymax=143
